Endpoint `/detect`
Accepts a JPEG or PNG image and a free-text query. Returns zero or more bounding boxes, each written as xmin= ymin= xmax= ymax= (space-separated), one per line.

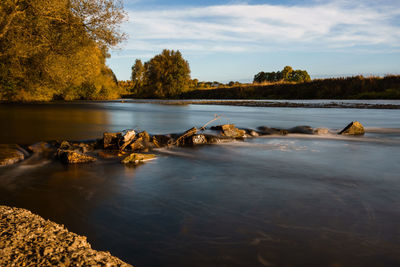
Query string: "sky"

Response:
xmin=107 ymin=0 xmax=400 ymax=82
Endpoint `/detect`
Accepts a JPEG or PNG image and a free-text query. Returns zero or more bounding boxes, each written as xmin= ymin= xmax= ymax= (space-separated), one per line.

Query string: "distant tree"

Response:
xmin=228 ymin=81 xmax=235 ymax=86
xmin=131 ymin=59 xmax=145 ymax=90
xmin=281 ymin=66 xmax=293 ymax=81
xmin=253 ymin=66 xmax=310 ymax=84
xmin=142 ymin=49 xmax=191 ymax=98
xmin=289 ymin=70 xmax=311 ymax=83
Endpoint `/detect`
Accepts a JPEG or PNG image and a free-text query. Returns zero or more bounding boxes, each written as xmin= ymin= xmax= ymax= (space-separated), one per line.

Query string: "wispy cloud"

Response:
xmin=117 ymin=0 xmax=400 ymax=54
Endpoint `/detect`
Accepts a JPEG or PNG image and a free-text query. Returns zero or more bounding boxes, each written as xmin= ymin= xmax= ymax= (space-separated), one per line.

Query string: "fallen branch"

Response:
xmin=200 ymin=114 xmax=221 ymax=131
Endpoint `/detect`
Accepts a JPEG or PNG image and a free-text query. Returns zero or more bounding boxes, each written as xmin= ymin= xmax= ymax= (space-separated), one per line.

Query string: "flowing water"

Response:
xmin=1 ymin=101 xmax=400 ymax=266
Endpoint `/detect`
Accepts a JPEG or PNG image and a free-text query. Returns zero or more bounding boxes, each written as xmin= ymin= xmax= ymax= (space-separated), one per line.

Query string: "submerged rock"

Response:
xmin=339 ymin=121 xmax=365 ymax=135
xmin=58 ymin=150 xmax=97 ymax=164
xmin=288 ymin=126 xmax=314 ymax=134
xmin=121 ymin=153 xmax=156 ymax=165
xmin=0 ymin=205 xmax=132 ymax=266
xmin=0 ymin=144 xmax=27 ymax=166
xmin=28 ymin=141 xmax=53 ymax=154
xmin=257 ymin=126 xmax=288 ymax=135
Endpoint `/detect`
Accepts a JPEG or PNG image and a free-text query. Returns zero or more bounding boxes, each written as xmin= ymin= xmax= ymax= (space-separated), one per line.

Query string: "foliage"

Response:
xmin=254 ymin=66 xmax=311 ymax=84
xmin=131 ymin=49 xmax=191 ymax=98
xmin=180 ymin=75 xmax=400 ymax=100
xmin=0 ymin=0 xmax=126 ymax=101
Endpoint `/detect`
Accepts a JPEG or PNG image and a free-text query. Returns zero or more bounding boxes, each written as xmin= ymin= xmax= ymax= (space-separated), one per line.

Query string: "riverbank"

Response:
xmin=120 ymin=99 xmax=400 ymax=109
xmin=0 ymin=205 xmax=131 ymax=266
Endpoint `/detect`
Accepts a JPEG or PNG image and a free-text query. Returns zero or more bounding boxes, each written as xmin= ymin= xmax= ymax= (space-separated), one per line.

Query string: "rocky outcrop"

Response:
xmin=121 ymin=153 xmax=156 ymax=165
xmin=0 ymin=144 xmax=28 ymax=166
xmin=0 ymin=205 xmax=132 ymax=267
xmin=339 ymin=121 xmax=365 ymax=135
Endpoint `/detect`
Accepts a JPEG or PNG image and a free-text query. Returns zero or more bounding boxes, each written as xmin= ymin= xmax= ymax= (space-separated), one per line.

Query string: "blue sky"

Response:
xmin=107 ymin=0 xmax=400 ymax=82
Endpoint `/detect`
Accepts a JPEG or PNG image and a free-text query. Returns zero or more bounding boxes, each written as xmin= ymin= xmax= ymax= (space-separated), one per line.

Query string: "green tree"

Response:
xmin=281 ymin=66 xmax=293 ymax=81
xmin=131 ymin=59 xmax=145 ymax=89
xmin=0 ymin=0 xmax=126 ymax=101
xmin=143 ymin=49 xmax=191 ymax=98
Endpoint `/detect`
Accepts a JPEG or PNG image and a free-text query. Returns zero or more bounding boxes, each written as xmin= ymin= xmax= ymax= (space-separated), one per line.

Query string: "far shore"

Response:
xmin=119 ymin=99 xmax=400 ymax=109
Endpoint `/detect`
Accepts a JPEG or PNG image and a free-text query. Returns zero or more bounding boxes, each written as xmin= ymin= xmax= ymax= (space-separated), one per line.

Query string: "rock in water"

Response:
xmin=58 ymin=150 xmax=97 ymax=164
xmin=120 ymin=130 xmax=136 ymax=150
xmin=313 ymin=128 xmax=330 ymax=135
xmin=28 ymin=142 xmax=52 ymax=153
xmin=103 ymin=132 xmax=122 ymax=149
xmin=211 ymin=124 xmax=245 ymax=138
xmin=192 ymin=134 xmax=207 ymax=145
xmin=0 ymin=144 xmax=27 ymax=166
xmin=288 ymin=126 xmax=314 ymax=134
xmin=257 ymin=126 xmax=288 ymax=136
xmin=121 ymin=153 xmax=156 ymax=165
xmin=339 ymin=121 xmax=365 ymax=135
xmin=152 ymin=135 xmax=174 ymax=148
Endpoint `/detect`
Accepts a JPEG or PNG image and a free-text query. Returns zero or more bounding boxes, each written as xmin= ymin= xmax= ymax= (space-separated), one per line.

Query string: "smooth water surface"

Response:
xmin=0 ymin=101 xmax=400 ymax=266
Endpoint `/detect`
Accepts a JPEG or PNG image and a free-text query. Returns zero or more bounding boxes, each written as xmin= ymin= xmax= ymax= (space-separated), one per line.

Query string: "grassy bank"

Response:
xmin=178 ymin=76 xmax=400 ymax=100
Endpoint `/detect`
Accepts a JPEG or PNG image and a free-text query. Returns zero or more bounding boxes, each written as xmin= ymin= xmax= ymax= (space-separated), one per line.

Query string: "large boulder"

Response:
xmin=210 ymin=124 xmax=245 ymax=138
xmin=0 ymin=144 xmax=28 ymax=166
xmin=121 ymin=153 xmax=156 ymax=165
xmin=339 ymin=121 xmax=365 ymax=135
xmin=57 ymin=150 xmax=97 ymax=164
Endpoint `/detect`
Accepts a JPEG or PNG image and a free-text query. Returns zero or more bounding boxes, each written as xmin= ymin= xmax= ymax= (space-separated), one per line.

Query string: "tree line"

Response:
xmin=0 ymin=0 xmax=126 ymax=101
xmin=180 ymin=75 xmax=400 ymax=99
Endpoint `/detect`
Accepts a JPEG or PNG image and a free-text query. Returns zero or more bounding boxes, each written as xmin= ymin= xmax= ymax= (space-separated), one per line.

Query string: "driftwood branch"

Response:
xmin=200 ymin=115 xmax=221 ymax=131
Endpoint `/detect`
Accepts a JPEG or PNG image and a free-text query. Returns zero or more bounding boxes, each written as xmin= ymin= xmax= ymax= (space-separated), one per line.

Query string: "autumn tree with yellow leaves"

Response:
xmin=0 ymin=0 xmax=126 ymax=101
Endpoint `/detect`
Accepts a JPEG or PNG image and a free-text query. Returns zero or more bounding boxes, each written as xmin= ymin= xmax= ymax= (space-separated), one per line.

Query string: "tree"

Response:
xmin=0 ymin=0 xmax=126 ymax=101
xmin=131 ymin=59 xmax=145 ymax=88
xmin=281 ymin=66 xmax=293 ymax=81
xmin=253 ymin=66 xmax=310 ymax=84
xmin=143 ymin=49 xmax=191 ymax=98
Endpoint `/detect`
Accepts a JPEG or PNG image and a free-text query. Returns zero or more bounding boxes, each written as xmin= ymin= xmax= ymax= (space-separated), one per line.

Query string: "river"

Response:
xmin=1 ymin=100 xmax=400 ymax=266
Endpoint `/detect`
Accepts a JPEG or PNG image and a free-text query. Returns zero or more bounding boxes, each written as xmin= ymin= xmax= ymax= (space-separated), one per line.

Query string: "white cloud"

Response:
xmin=115 ymin=1 xmax=400 ymax=55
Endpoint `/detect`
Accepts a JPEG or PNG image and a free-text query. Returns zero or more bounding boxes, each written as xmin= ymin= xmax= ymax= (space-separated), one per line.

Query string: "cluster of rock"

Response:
xmin=0 ymin=121 xmax=365 ymax=167
xmin=0 ymin=205 xmax=132 ymax=266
